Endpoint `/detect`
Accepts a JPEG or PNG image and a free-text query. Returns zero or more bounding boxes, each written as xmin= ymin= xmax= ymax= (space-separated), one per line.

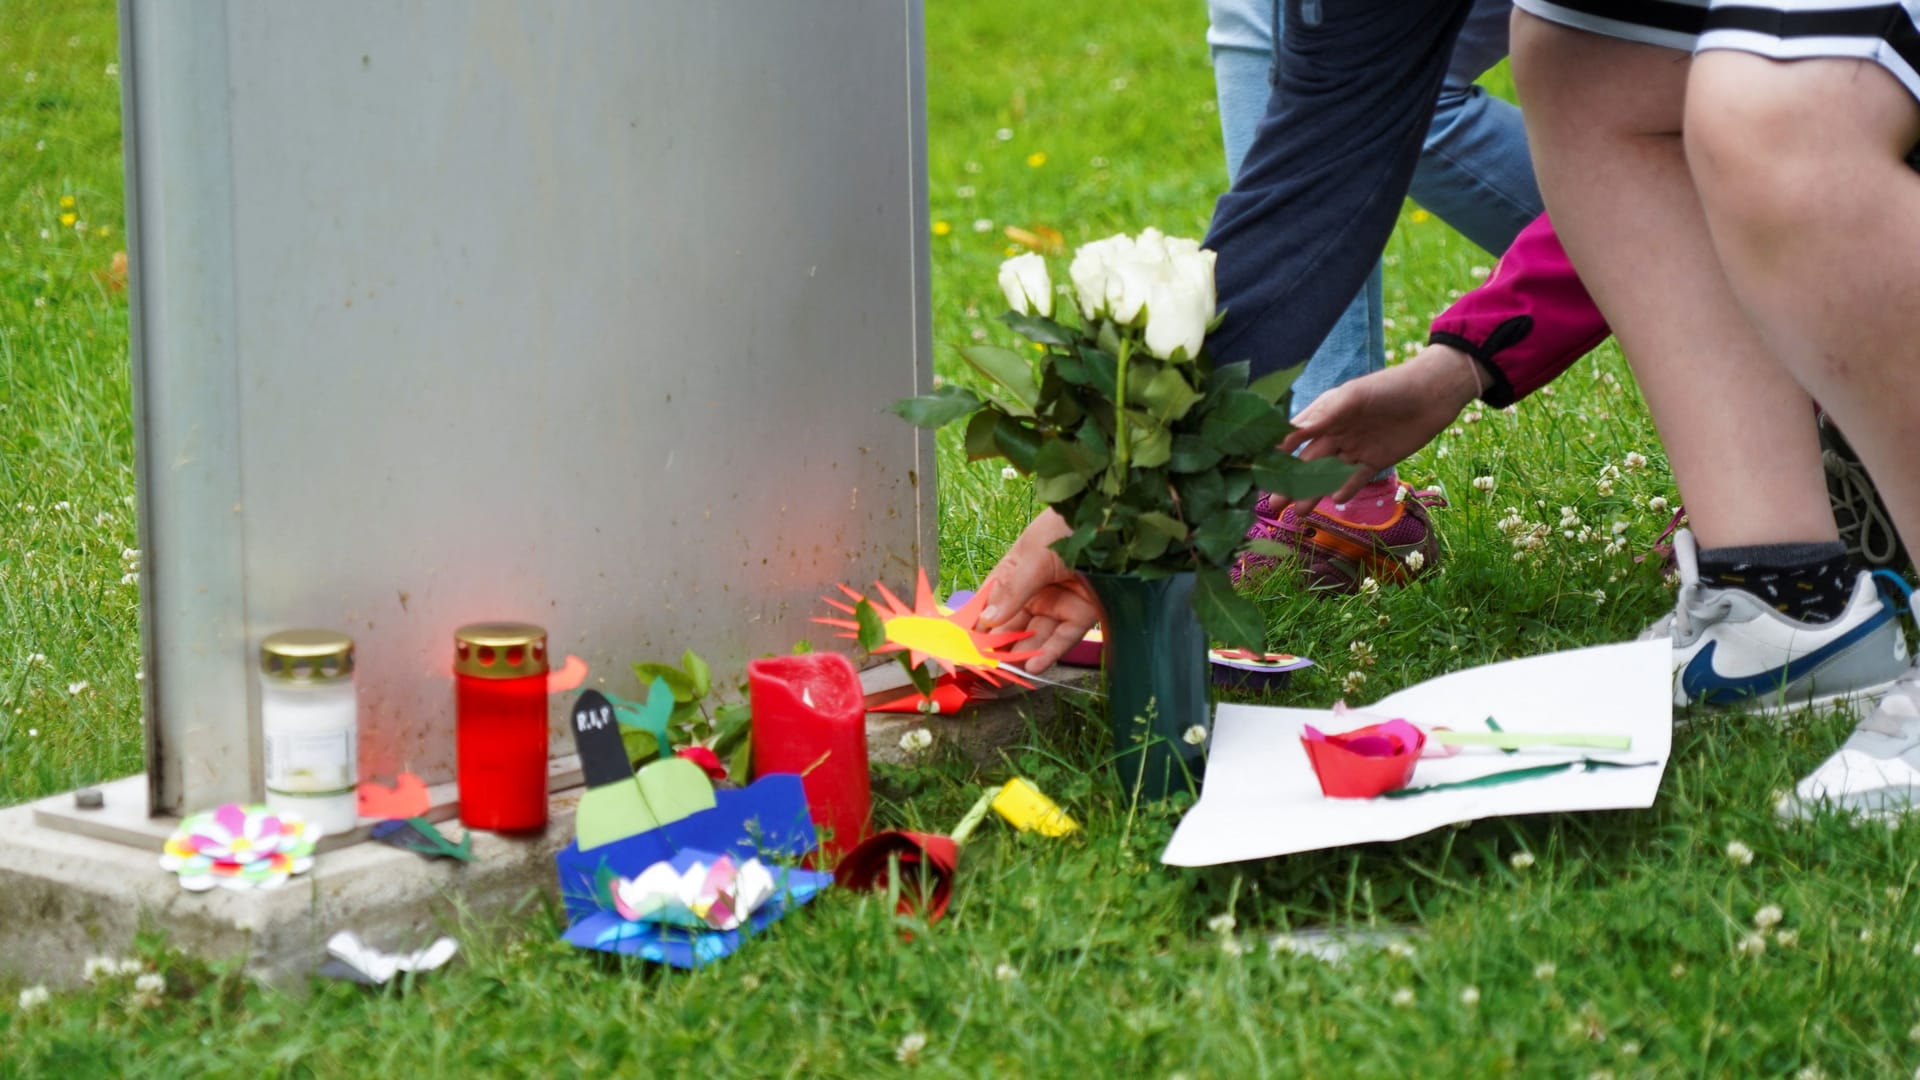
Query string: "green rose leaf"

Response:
xmin=633 ymin=663 xmax=698 ymax=703
xmin=1034 ymin=470 xmax=1088 ymax=503
xmin=855 ymin=598 xmax=888 ymax=653
xmin=1076 ymin=348 xmax=1119 ymax=401
xmin=964 ymin=408 xmax=1001 ymax=461
xmin=1192 ymin=566 xmax=1266 ymax=652
xmin=1251 ymin=453 xmax=1359 ymax=502
xmin=1169 ymin=434 xmax=1224 ymax=473
xmin=999 ymin=310 xmax=1078 ymax=347
xmin=681 ymin=649 xmax=712 ymax=700
xmin=889 ymin=385 xmax=982 ymax=428
xmin=903 ymin=656 xmax=936 ymax=697
xmin=992 ymin=414 xmax=1043 ymax=472
xmin=1248 ymin=365 xmax=1304 ymax=406
xmin=960 ymin=345 xmax=1040 ymax=415
xmin=1245 ymin=539 xmax=1295 ymax=559
xmin=1126 ymin=529 xmax=1174 ymax=562
xmin=1193 ymin=508 xmax=1254 ymax=566
xmin=1203 ymin=359 xmax=1252 ymax=396
xmin=1200 ymin=390 xmax=1294 ymax=456
xmin=1051 ymin=525 xmax=1098 ymax=569
xmin=1134 ymin=365 xmax=1203 ymax=423
xmin=1129 ymin=419 xmax=1173 ymax=469
xmin=1136 ymin=511 xmax=1189 ymax=541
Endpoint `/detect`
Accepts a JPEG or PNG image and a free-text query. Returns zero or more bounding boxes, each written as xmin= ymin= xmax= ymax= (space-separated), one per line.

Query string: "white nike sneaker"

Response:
xmin=1782 ymin=659 xmax=1920 ymax=819
xmin=1642 ymin=530 xmax=1909 ymax=714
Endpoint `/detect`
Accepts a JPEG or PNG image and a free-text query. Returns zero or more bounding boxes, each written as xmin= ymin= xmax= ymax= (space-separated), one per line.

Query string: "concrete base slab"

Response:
xmin=0 ymin=662 xmax=1099 ymax=987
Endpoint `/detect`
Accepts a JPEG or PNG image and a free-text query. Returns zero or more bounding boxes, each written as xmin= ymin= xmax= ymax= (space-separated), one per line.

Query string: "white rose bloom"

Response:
xmin=1143 ymin=274 xmax=1210 ymax=361
xmin=996 ymin=252 xmax=1053 ymax=318
xmin=1069 ymin=233 xmax=1133 ymax=320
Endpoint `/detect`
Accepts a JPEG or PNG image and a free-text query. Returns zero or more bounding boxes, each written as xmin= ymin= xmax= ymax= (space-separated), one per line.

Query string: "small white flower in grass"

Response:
xmin=1725 ymin=840 xmax=1754 ymax=866
xmin=1470 ymin=266 xmax=1490 ymax=279
xmin=994 ymin=127 xmax=1013 ymax=142
xmin=68 ymin=681 xmax=89 ymax=696
xmin=1591 ymin=590 xmax=1606 ymax=606
xmin=17 ymin=985 xmax=49 ymax=1010
xmin=1509 ymin=850 xmax=1535 ymax=870
xmin=1000 ymin=466 xmax=1018 ymax=481
xmin=1348 ymin=641 xmax=1375 ymax=667
xmin=38 ymin=229 xmax=49 ymax=240
xmin=740 ymin=974 xmax=761 ymax=991
xmin=956 ymin=185 xmax=976 ymax=198
xmin=1623 ymin=452 xmax=1648 ymax=470
xmin=1181 ymin=724 xmax=1208 ymax=746
xmin=1910 ymin=1022 xmax=1920 ymax=1043
xmin=1385 ymin=940 xmax=1417 ymax=960
xmin=1358 ymin=577 xmax=1380 ymax=598
xmin=969 ymin=327 xmax=988 ymax=342
xmin=898 ymin=728 xmax=932 ymax=754
xmin=1220 ymin=937 xmax=1249 ymax=957
xmin=83 ymin=956 xmax=117 ymax=982
xmin=134 ymin=973 xmax=165 ymax=996
xmin=1649 ymin=496 xmax=1670 ymax=513
xmin=1376 ymin=614 xmax=1391 ymax=628
xmin=1533 ymin=961 xmax=1557 ymax=981
xmin=27 ymin=728 xmax=37 ymax=737
xmin=32 ymin=297 xmax=46 ymax=309
xmin=1620 ymin=1042 xmax=1641 ymax=1058
xmin=115 ymin=958 xmax=143 ymax=975
xmin=1404 ymin=550 xmax=1425 ymax=573
xmin=1459 ymin=985 xmax=1481 ymax=1007
xmin=1472 ymin=476 xmax=1495 ymax=493
xmin=994 ymin=962 xmax=1019 ymax=982
xmin=1206 ymin=913 xmax=1235 ymax=935
xmin=1108 ymin=76 xmax=1128 ymax=92
xmin=1341 ymin=670 xmax=1367 ymax=695
xmin=1859 ymin=928 xmax=1874 ymax=943
xmin=1269 ymin=934 xmax=1297 ymax=955
xmin=105 ymin=62 xmax=119 ymax=77
xmin=1775 ymin=929 xmax=1799 ymax=948
xmin=1611 ymin=520 xmax=1629 ymax=535
xmin=121 ymin=572 xmax=139 ymax=586
xmin=1753 ymin=905 xmax=1783 ymax=930
xmin=1795 ymin=1067 xmax=1825 ymax=1080
xmin=1669 ymin=962 xmax=1687 ymax=979
xmin=964 ymin=160 xmax=982 ymax=174
xmin=1463 ymin=410 xmax=1482 ymax=424
xmin=972 ymin=218 xmax=992 ymax=233
xmin=895 ymin=1032 xmax=928 ymax=1064
xmin=1390 ymin=987 xmax=1416 ymax=1008
xmin=1736 ymin=932 xmax=1767 ymax=956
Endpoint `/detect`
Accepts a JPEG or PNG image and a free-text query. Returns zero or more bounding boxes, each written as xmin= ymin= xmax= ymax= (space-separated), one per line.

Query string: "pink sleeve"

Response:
xmin=1425 ymin=213 xmax=1611 ymax=408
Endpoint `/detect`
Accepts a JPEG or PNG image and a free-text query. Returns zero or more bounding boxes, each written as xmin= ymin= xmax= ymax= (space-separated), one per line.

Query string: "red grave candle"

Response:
xmin=749 ymin=652 xmax=871 ymax=862
xmin=454 ymin=622 xmax=551 ymax=832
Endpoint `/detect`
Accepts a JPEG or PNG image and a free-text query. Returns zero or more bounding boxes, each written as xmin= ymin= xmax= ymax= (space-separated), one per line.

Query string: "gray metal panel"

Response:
xmin=125 ymin=0 xmax=933 ymax=814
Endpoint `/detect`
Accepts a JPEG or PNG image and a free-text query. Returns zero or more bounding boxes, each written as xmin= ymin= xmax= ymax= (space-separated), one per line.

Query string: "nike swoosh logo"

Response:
xmin=1680 ymin=610 xmax=1891 ymax=704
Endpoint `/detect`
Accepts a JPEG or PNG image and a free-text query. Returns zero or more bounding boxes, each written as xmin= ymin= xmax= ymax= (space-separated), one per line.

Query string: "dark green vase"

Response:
xmin=1085 ymin=571 xmax=1210 ymax=801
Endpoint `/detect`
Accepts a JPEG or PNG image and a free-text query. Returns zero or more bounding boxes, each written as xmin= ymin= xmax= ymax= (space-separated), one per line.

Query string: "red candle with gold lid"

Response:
xmin=454 ymin=622 xmax=550 ymax=832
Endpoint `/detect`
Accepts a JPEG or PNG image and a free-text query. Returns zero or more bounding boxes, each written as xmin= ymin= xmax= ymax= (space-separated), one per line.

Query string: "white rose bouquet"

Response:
xmin=894 ymin=230 xmax=1350 ymax=649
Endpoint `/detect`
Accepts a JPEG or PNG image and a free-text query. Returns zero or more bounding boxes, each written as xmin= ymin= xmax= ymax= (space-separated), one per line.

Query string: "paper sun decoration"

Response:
xmin=818 ymin=569 xmax=1039 ymax=689
xmin=159 ymin=803 xmax=319 ymax=891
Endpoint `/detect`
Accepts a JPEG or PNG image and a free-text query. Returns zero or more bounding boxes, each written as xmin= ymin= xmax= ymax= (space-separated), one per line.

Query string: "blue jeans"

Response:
xmin=1205 ymin=0 xmax=1544 ymax=406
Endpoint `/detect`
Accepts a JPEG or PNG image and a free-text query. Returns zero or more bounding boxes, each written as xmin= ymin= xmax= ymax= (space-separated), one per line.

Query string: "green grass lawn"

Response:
xmin=6 ymin=2 xmax=1920 ymax=1077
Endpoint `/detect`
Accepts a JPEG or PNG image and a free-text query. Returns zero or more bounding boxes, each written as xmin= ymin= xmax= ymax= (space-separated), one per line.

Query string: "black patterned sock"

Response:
xmin=1697 ymin=541 xmax=1856 ymax=624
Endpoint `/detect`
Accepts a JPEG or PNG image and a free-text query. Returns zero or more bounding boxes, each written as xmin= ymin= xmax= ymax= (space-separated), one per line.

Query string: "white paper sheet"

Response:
xmin=1161 ymin=639 xmax=1672 ymax=867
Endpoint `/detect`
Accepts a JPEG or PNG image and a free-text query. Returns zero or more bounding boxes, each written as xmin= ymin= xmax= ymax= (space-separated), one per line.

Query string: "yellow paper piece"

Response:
xmin=991 ymin=778 xmax=1078 ymax=837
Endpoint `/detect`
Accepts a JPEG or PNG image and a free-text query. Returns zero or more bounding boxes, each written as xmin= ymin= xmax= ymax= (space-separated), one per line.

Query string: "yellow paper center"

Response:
xmin=884 ymin=615 xmax=996 ymax=668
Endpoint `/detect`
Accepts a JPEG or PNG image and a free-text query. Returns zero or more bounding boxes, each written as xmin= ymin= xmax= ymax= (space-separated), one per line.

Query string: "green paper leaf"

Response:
xmin=1199 ymin=390 xmax=1293 ymax=456
xmin=593 ymin=861 xmax=619 ymax=912
xmin=991 ymin=414 xmax=1043 ymax=472
xmin=681 ymin=649 xmax=711 ymax=701
xmin=632 ymin=663 xmax=698 ymax=703
xmin=1248 ymin=366 xmax=1303 ymax=406
xmin=1192 ymin=566 xmax=1266 ymax=652
xmin=727 ymin=735 xmax=753 ymax=785
xmin=999 ymin=310 xmax=1077 ymax=346
xmin=889 ymin=385 xmax=983 ymax=428
xmin=619 ymin=728 xmax=661 ymax=765
xmin=960 ymin=345 xmax=1039 ymax=415
xmin=854 ymin=598 xmax=887 ymax=653
xmin=903 ymin=657 xmax=936 ymax=697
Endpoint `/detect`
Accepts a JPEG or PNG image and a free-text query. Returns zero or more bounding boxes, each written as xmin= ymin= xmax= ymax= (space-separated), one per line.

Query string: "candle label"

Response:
xmin=571 ymin=690 xmax=636 ymax=789
xmin=265 ymin=728 xmax=357 ymax=795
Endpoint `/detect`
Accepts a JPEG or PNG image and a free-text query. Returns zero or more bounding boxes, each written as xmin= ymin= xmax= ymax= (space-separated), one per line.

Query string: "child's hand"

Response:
xmin=979 ymin=510 xmax=1104 ymax=673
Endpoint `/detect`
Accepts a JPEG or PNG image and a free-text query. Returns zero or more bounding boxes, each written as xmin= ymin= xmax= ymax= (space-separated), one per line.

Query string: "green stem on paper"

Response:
xmin=1429 ymin=731 xmax=1632 ymax=751
xmin=1381 ymin=758 xmax=1657 ymax=799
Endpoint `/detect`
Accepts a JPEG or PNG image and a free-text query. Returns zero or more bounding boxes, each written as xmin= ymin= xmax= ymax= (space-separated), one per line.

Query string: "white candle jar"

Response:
xmin=259 ymin=629 xmax=360 ymax=834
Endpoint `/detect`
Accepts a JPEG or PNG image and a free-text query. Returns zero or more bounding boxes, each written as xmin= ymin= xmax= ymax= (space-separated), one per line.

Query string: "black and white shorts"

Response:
xmin=1514 ymin=0 xmax=1920 ymax=103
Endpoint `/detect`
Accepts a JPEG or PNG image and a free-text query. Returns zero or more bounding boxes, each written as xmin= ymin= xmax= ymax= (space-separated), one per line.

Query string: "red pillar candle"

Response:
xmin=454 ymin=622 xmax=551 ymax=832
xmin=749 ymin=652 xmax=871 ymax=861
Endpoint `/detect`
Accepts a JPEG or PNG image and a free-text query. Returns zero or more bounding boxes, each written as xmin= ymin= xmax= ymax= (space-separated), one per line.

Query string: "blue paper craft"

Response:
xmin=554 ymin=772 xmax=819 ymax=924
xmin=560 ymin=848 xmax=833 ymax=968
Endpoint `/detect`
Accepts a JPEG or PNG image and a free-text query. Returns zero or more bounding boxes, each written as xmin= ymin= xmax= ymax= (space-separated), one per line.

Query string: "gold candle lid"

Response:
xmin=260 ymin=629 xmax=356 ymax=683
xmin=454 ymin=622 xmax=549 ymax=679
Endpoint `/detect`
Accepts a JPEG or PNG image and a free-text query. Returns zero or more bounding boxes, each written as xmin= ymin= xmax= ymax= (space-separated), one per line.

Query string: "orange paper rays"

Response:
xmin=816 ymin=569 xmax=1039 ymax=688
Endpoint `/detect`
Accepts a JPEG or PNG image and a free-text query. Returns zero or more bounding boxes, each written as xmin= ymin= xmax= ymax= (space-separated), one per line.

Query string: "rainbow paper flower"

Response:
xmin=158 ymin=803 xmax=320 ymax=892
xmin=610 ymin=854 xmax=776 ymax=932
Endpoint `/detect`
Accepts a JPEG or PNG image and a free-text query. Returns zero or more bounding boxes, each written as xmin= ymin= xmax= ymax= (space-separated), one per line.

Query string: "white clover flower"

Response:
xmin=1776 ymin=929 xmax=1799 ymax=948
xmin=82 ymin=956 xmax=117 ymax=982
xmin=972 ymin=218 xmax=992 ymax=233
xmin=1753 ymin=905 xmax=1784 ymax=930
xmin=1385 ymin=940 xmax=1416 ymax=960
xmin=1592 ymin=589 xmax=1607 ymax=606
xmin=1358 ymin=577 xmax=1381 ymax=598
xmin=1859 ymin=928 xmax=1874 ymax=943
xmin=1459 ymin=986 xmax=1481 ymax=1007
xmin=895 ymin=1032 xmax=928 ymax=1064
xmin=1181 ymin=724 xmax=1208 ymax=746
xmin=1533 ymin=961 xmax=1557 ymax=981
xmin=1390 ymin=987 xmax=1416 ymax=1007
xmin=1341 ymin=670 xmax=1368 ymax=695
xmin=1509 ymin=851 xmax=1535 ymax=870
xmin=898 ymin=728 xmax=933 ymax=753
xmin=115 ymin=958 xmax=143 ymax=975
xmin=994 ymin=127 xmax=1013 ymax=142
xmin=134 ymin=973 xmax=165 ymax=995
xmin=1000 ymin=466 xmax=1018 ymax=481
xmin=1726 ymin=840 xmax=1754 ymax=866
xmin=68 ymin=681 xmax=89 ymax=696
xmin=17 ymin=985 xmax=49 ymax=1010
xmin=994 ymin=962 xmax=1019 ymax=982
xmin=1206 ymin=912 xmax=1236 ymax=934
xmin=1472 ymin=476 xmax=1496 ymax=492
xmin=1736 ymin=932 xmax=1767 ymax=956
xmin=27 ymin=728 xmax=37 ymax=737
xmin=1404 ymin=550 xmax=1425 ymax=573
xmin=1795 ymin=1067 xmax=1824 ymax=1080
xmin=1220 ymin=937 xmax=1249 ymax=957
xmin=1649 ymin=496 xmax=1670 ymax=513
xmin=1624 ymin=452 xmax=1648 ymax=470
xmin=1348 ymin=641 xmax=1375 ymax=667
